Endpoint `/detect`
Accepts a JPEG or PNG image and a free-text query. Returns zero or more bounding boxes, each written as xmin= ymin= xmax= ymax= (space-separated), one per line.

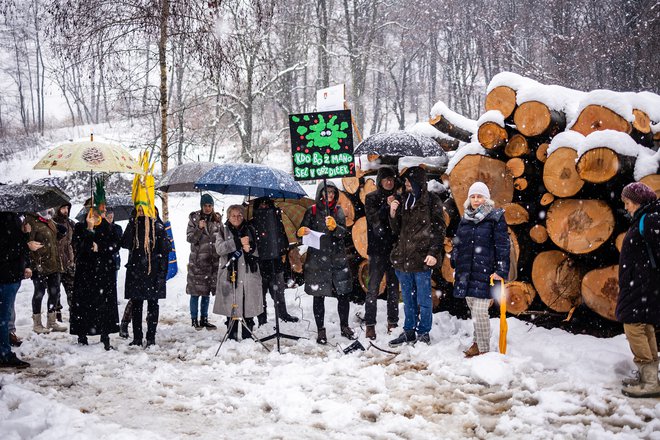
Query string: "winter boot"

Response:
xmin=145 ymin=338 xmax=156 ymax=348
xmin=200 ymin=317 xmax=217 ymax=330
xmin=242 ymin=318 xmax=255 ymax=339
xmin=129 ymin=338 xmax=143 ymax=347
xmin=316 ymin=328 xmax=327 ymax=345
xmin=463 ymin=342 xmax=481 ymax=358
xmin=9 ymin=332 xmax=22 ymax=347
xmin=277 ymin=295 xmax=299 ymax=323
xmin=0 ymin=353 xmax=30 ymax=369
xmin=622 ymin=361 xmax=660 ymax=398
xmin=257 ymin=312 xmax=268 ymax=327
xmin=388 ymin=330 xmax=416 ymax=348
xmin=77 ymin=335 xmax=88 ymax=345
xmin=100 ymin=334 xmax=113 ymax=351
xmin=32 ymin=314 xmax=51 ymax=334
xmin=387 ymin=322 xmax=398 ymax=334
xmin=365 ymin=325 xmax=376 ymax=340
xmin=192 ymin=318 xmax=202 ymax=330
xmin=47 ymin=312 xmax=67 ymax=332
xmin=341 ymin=325 xmax=356 ymax=340
xmin=119 ymin=321 xmax=130 ymax=339
xmin=622 ymin=362 xmax=643 ymax=386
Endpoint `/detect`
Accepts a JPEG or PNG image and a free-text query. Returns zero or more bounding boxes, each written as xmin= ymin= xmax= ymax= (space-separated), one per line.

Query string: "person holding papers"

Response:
xmin=297 ymin=181 xmax=354 ymax=345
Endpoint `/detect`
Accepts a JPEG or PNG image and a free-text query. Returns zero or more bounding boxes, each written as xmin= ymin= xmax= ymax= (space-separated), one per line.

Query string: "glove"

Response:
xmin=297 ymin=227 xmax=309 ymax=237
xmin=325 ymin=216 xmax=337 ymax=231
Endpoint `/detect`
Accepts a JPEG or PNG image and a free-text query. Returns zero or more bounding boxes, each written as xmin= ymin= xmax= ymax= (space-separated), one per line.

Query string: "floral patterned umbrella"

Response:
xmin=33 ymin=137 xmax=143 ymax=174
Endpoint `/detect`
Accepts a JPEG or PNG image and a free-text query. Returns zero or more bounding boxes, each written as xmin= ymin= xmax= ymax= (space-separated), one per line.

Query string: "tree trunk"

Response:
xmin=532 ymin=250 xmax=582 ymax=312
xmin=359 ymin=178 xmax=377 ymax=205
xmin=351 ymin=216 xmax=368 ymax=259
xmin=505 ymin=281 xmax=536 ymax=315
xmin=576 ymin=147 xmax=636 ymax=184
xmin=571 ymin=104 xmax=631 ymax=136
xmin=546 ymin=199 xmax=614 ymax=254
xmin=477 ymin=121 xmax=509 ymax=150
xmin=529 ymin=224 xmax=548 ymax=244
xmin=543 ymin=147 xmax=584 ymax=197
xmin=513 ymin=101 xmax=566 ymax=137
xmin=581 ymin=265 xmax=618 ymax=321
xmin=505 ymin=134 xmax=530 ymax=157
xmin=158 ymin=0 xmax=170 ymax=221
xmin=429 ymin=114 xmax=473 ymax=143
xmin=502 ymin=202 xmax=529 ymax=225
xmin=337 ymin=191 xmax=355 ymax=227
xmin=536 ymin=142 xmax=549 ymax=163
xmin=485 ymin=85 xmax=517 ymax=121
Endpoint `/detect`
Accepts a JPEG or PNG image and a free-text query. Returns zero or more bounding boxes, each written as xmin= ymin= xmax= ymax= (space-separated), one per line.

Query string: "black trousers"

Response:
xmin=131 ymin=299 xmax=159 ymax=341
xmin=364 ymin=254 xmax=399 ymax=326
xmin=32 ymin=272 xmax=61 ymax=314
xmin=313 ymin=295 xmax=350 ymax=330
xmin=57 ymin=269 xmax=75 ymax=311
xmin=259 ymin=262 xmax=289 ymax=319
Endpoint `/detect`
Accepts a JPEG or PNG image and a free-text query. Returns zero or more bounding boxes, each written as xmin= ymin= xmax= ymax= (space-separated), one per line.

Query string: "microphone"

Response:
xmin=224 ymin=249 xmax=243 ymax=268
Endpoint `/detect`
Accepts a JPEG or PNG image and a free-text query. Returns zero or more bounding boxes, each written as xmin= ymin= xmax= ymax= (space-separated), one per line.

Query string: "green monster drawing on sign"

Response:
xmin=291 ymin=114 xmax=349 ymax=151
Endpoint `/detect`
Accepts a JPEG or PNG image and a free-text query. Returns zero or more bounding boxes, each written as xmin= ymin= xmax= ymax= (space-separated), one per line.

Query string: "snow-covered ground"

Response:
xmin=1 ymin=139 xmax=659 ymax=439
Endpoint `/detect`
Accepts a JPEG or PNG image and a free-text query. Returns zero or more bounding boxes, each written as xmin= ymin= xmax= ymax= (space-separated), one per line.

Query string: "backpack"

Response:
xmin=640 ymin=214 xmax=657 ymax=269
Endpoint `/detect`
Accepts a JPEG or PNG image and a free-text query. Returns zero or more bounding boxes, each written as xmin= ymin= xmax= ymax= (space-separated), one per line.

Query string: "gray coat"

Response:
xmin=186 ymin=210 xmax=222 ymax=296
xmin=212 ymin=224 xmax=263 ymax=318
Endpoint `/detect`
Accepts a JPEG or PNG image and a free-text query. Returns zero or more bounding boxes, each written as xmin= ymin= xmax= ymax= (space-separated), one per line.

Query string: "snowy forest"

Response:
xmin=1 ymin=0 xmax=659 ymax=164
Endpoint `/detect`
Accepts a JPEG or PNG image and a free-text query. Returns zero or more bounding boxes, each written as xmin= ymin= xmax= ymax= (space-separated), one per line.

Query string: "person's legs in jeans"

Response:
xmin=190 ymin=295 xmax=199 ymax=320
xmin=0 ymin=283 xmax=20 ymax=360
xmin=395 ymin=270 xmax=416 ymax=334
xmin=413 ymin=271 xmax=432 ymax=335
xmin=200 ymin=296 xmax=210 ymax=319
xmin=365 ymin=254 xmax=387 ymax=326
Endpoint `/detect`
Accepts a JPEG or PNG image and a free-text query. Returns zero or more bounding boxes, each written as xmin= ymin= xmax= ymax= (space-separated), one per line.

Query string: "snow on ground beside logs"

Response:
xmin=428 ymin=101 xmax=478 ymax=134
xmin=2 ymin=193 xmax=660 ymax=440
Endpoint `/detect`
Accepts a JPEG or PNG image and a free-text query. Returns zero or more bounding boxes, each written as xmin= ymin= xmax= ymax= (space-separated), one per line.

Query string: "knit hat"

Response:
xmin=200 ymin=193 xmax=214 ymax=207
xmin=621 ymin=182 xmax=656 ymax=206
xmin=467 ymin=181 xmax=491 ymax=199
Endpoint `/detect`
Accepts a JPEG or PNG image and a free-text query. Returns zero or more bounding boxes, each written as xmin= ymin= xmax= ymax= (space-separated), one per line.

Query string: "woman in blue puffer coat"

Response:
xmin=451 ymin=182 xmax=509 ymax=357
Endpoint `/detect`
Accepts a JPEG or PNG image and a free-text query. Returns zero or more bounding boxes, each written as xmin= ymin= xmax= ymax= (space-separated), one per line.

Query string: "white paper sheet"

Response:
xmin=302 ymin=230 xmax=325 ymax=250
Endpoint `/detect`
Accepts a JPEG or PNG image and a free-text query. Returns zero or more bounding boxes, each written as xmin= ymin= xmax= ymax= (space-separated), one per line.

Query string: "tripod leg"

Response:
xmin=239 ymin=319 xmax=271 ymax=352
xmin=215 ymin=319 xmax=237 ymax=356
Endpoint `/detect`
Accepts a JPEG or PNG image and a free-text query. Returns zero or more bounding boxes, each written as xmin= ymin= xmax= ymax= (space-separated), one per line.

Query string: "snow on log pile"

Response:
xmin=429 ymin=72 xmax=660 ymax=325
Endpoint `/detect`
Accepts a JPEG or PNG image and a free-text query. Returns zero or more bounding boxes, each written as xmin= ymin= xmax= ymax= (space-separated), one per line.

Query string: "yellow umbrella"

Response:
xmin=33 ymin=135 xmax=143 ymax=174
xmin=491 ymin=275 xmax=508 ymax=354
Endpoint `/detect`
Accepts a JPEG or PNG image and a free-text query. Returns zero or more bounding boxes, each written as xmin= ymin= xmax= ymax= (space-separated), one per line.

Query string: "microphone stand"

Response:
xmin=258 ymin=269 xmax=304 ymax=353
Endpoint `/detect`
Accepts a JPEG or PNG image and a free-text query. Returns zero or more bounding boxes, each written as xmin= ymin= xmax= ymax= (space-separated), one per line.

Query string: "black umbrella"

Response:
xmin=354 ymin=130 xmax=447 ymax=157
xmin=75 ymin=194 xmax=134 ymax=222
xmin=156 ymin=161 xmax=217 ymax=193
xmin=0 ymin=184 xmax=70 ymax=213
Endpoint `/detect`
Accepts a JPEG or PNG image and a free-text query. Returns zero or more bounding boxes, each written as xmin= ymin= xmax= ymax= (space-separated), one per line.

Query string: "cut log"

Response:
xmin=503 ymin=202 xmax=529 ymax=225
xmin=546 ymin=199 xmax=614 ymax=254
xmin=506 ymin=158 xmax=526 ymax=178
xmin=441 ymin=254 xmax=454 ymax=283
xmin=576 ymin=147 xmax=635 ymax=184
xmin=571 ymin=104 xmax=631 ymax=136
xmin=581 ymin=265 xmax=619 ymax=321
xmin=505 ymin=281 xmax=537 ymax=315
xmin=540 ymin=193 xmax=555 ymax=206
xmin=640 ymin=174 xmax=660 ymax=197
xmin=359 ymin=178 xmax=377 ymax=205
xmin=532 ymin=250 xmax=582 ymax=312
xmin=513 ymin=101 xmax=566 ymax=137
xmin=342 ymin=176 xmax=361 ymax=195
xmin=448 ymin=154 xmax=514 ymax=216
xmin=543 ymin=147 xmax=585 ymax=197
xmin=505 ymin=134 xmax=530 ymax=157
xmin=632 ymin=109 xmax=651 ymax=134
xmin=429 ymin=114 xmax=473 ymax=143
xmin=288 ymin=247 xmax=304 ymax=274
xmin=536 ymin=142 xmax=549 ymax=163
xmin=337 ymin=191 xmax=355 ymax=227
xmin=615 ymin=231 xmax=626 ymax=252
xmin=485 ymin=85 xmax=517 ymax=120
xmin=514 ymin=177 xmax=528 ymax=191
xmin=478 ymin=121 xmax=509 ymax=150
xmin=358 ymin=260 xmax=386 ymax=295
xmin=351 ymin=216 xmax=368 ymax=259
xmin=529 ymin=224 xmax=548 ymax=244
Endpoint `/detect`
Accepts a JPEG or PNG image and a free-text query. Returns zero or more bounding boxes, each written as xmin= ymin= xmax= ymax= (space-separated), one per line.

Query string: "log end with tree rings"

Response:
xmin=543 ymin=147 xmax=584 ymax=197
xmin=444 ymin=237 xmax=453 ymax=254
xmin=477 ymin=121 xmax=508 ymax=150
xmin=505 ymin=134 xmax=530 ymax=158
xmin=514 ymin=101 xmax=553 ymax=137
xmin=342 ymin=176 xmax=360 ymax=194
xmin=514 ymin=177 xmax=528 ymax=191
xmin=288 ymin=247 xmax=304 ymax=274
xmin=359 ymin=178 xmax=377 ymax=205
xmin=441 ymin=254 xmax=455 ymax=283
xmin=506 ymin=158 xmax=526 ymax=178
xmin=571 ymin=104 xmax=631 ymax=136
xmin=337 ymin=191 xmax=355 ymax=227
xmin=448 ymin=154 xmax=514 ymax=216
xmin=615 ymin=231 xmax=626 ymax=253
xmin=546 ymin=199 xmax=614 ymax=254
xmin=485 ymin=85 xmax=517 ymax=119
xmin=540 ymin=192 xmax=555 ymax=206
xmin=536 ymin=142 xmax=549 ymax=163
xmin=576 ymin=147 xmax=620 ymax=184
xmin=503 ymin=202 xmax=529 ymax=225
xmin=358 ymin=260 xmax=386 ymax=295
xmin=505 ymin=281 xmax=537 ymax=315
xmin=640 ymin=174 xmax=660 ymax=197
xmin=351 ymin=216 xmax=368 ymax=259
xmin=581 ymin=265 xmax=619 ymax=321
xmin=529 ymin=224 xmax=548 ymax=244
xmin=532 ymin=250 xmax=582 ymax=312
xmin=632 ymin=109 xmax=651 ymax=134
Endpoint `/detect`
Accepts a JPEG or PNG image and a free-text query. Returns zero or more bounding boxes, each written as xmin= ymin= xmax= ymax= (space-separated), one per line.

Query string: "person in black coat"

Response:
xmin=251 ymin=197 xmax=299 ymax=325
xmin=616 ymin=182 xmax=660 ymax=398
xmin=122 ymin=207 xmax=171 ymax=347
xmin=0 ymin=212 xmax=31 ymax=368
xmin=70 ymin=210 xmax=121 ymax=350
xmin=297 ymin=181 xmax=354 ymax=344
xmin=363 ymin=167 xmax=400 ymax=340
xmin=451 ymin=182 xmax=509 ymax=357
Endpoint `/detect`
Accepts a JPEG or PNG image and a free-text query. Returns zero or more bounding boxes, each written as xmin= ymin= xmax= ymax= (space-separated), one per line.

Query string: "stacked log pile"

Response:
xmin=428 ymin=72 xmax=660 ymax=330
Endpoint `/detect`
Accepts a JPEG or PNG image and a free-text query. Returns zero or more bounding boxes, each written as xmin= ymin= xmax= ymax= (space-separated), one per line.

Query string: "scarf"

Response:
xmin=463 ymin=203 xmax=494 ymax=223
xmin=225 ymin=220 xmax=259 ymax=286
